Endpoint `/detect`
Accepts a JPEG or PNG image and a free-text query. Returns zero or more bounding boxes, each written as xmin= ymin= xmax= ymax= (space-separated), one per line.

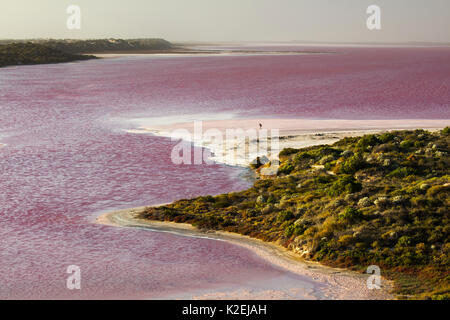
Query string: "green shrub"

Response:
xmin=432 ymin=294 xmax=450 ymax=300
xmin=397 ymin=236 xmax=412 ymax=247
xmin=338 ymin=207 xmax=363 ymax=222
xmin=442 ymin=127 xmax=450 ymax=136
xmin=338 ymin=234 xmax=355 ymax=246
xmin=339 ymin=153 xmax=366 ymax=174
xmin=277 ymin=210 xmax=294 ymax=223
xmin=324 ymin=161 xmax=336 ymax=171
xmin=285 ymin=224 xmax=305 ymax=237
xmin=356 ymin=134 xmax=379 ymax=151
xmin=328 ymin=175 xmax=362 ymax=196
xmin=279 ymin=148 xmax=299 ymax=157
xmin=315 ymin=175 xmax=334 ymax=185
xmin=213 ymin=195 xmax=232 ymax=208
xmin=400 ymin=140 xmax=413 ymax=149
xmin=198 ymin=195 xmax=215 ymax=202
xmin=387 ymin=167 xmax=415 ymax=178
xmin=427 ymin=185 xmax=449 ymax=196
xmin=379 ymin=132 xmax=395 ymax=143
xmin=278 ymin=162 xmax=294 ymax=175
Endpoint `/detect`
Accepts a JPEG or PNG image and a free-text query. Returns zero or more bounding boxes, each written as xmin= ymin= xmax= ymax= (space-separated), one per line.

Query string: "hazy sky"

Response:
xmin=1 ymin=0 xmax=449 ymax=43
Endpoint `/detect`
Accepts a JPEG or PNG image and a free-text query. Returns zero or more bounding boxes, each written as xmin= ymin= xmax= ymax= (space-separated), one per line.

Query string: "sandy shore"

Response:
xmin=143 ymin=118 xmax=449 ymax=133
xmin=97 ymin=208 xmax=393 ymax=300
xmin=93 ymin=49 xmax=326 ymax=59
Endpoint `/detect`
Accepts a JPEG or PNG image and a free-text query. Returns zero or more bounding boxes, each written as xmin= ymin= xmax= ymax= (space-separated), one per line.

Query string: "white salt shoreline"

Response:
xmin=131 ymin=117 xmax=449 ymax=167
xmin=142 ymin=118 xmax=450 ymax=133
xmin=97 ymin=207 xmax=393 ymax=300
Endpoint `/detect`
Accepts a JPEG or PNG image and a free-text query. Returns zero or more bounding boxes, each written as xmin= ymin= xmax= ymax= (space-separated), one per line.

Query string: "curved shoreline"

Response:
xmin=96 ymin=207 xmax=393 ymax=300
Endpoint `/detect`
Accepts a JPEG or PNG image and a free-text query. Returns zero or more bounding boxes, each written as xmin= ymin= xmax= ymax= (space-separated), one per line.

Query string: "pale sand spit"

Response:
xmin=97 ymin=208 xmax=393 ymax=300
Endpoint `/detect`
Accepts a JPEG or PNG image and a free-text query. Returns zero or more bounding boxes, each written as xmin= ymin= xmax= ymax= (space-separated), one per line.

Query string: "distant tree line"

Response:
xmin=0 ymin=42 xmax=96 ymax=68
xmin=0 ymin=38 xmax=174 ymax=67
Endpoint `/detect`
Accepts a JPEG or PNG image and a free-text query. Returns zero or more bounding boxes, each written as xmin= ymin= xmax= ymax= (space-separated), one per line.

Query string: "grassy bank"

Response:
xmin=140 ymin=127 xmax=449 ymax=299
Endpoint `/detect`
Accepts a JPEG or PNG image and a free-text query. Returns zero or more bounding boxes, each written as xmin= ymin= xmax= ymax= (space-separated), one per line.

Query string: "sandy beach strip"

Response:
xmin=97 ymin=208 xmax=393 ymax=300
xmin=143 ymin=118 xmax=449 ymax=134
xmin=92 ymin=49 xmax=327 ymax=59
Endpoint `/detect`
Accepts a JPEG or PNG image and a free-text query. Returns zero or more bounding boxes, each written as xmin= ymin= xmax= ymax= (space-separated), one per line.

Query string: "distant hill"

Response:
xmin=0 ymin=42 xmax=97 ymax=68
xmin=0 ymin=38 xmax=174 ymax=54
xmin=0 ymin=38 xmax=176 ymax=68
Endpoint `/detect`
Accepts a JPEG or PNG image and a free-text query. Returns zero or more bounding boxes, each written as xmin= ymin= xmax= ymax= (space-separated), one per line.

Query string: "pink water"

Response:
xmin=0 ymin=46 xmax=449 ymax=299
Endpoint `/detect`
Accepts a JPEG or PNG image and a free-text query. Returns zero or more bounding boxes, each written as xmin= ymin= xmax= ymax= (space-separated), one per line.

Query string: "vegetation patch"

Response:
xmin=140 ymin=128 xmax=450 ymax=299
xmin=0 ymin=42 xmax=97 ymax=68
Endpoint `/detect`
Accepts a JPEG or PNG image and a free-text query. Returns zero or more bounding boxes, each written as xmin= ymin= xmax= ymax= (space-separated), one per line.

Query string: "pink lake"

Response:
xmin=0 ymin=46 xmax=449 ymax=299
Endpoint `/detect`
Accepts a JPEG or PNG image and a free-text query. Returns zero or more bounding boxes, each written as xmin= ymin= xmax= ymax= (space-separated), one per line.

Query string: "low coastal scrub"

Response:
xmin=0 ymin=39 xmax=174 ymax=68
xmin=0 ymin=38 xmax=173 ymax=55
xmin=140 ymin=128 xmax=450 ymax=299
xmin=29 ymin=38 xmax=173 ymax=54
xmin=0 ymin=43 xmax=96 ymax=68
